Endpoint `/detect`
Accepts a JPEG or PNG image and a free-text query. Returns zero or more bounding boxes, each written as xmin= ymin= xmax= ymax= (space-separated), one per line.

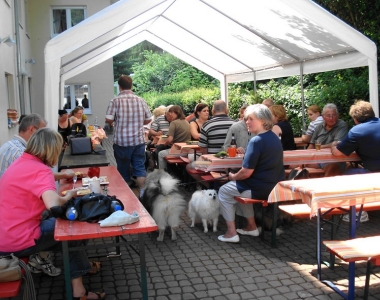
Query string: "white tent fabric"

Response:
xmin=44 ymin=0 xmax=378 ymax=130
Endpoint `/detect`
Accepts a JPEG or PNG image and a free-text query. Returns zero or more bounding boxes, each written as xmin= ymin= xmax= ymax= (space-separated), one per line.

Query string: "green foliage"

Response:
xmin=142 ymin=87 xmax=220 ymax=116
xmin=131 ymin=51 xmax=218 ymax=95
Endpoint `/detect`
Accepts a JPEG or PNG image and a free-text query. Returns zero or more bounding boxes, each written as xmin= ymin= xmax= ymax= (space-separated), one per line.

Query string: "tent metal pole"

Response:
xmin=300 ymin=63 xmax=306 ymax=132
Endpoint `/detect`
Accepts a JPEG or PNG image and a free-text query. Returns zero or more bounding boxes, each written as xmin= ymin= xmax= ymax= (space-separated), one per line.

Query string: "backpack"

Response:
xmin=71 ymin=123 xmax=87 ymax=136
xmin=50 ymin=193 xmax=124 ymax=223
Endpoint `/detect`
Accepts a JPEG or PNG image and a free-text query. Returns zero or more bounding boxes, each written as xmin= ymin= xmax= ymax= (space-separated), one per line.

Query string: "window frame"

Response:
xmin=63 ymin=83 xmax=92 ymax=115
xmin=50 ymin=6 xmax=86 ymax=38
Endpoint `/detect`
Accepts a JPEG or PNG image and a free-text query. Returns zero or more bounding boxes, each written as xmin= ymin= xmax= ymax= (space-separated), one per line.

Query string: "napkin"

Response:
xmin=98 ymin=211 xmax=139 ymax=227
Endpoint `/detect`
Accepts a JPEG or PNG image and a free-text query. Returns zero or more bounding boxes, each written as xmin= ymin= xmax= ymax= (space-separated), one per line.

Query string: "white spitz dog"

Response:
xmin=188 ymin=189 xmax=220 ymax=233
xmin=141 ymin=169 xmax=187 ymax=241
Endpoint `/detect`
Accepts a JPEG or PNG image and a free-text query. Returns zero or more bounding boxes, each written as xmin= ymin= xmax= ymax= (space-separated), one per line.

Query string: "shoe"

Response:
xmin=73 ymin=288 xmax=106 ymax=300
xmin=218 ymin=235 xmax=239 ymax=243
xmin=87 ymin=261 xmax=102 ymax=275
xmin=342 ymin=211 xmax=369 ymax=223
xmin=28 ymin=253 xmax=61 ymax=277
xmin=237 ymin=228 xmax=260 ymax=237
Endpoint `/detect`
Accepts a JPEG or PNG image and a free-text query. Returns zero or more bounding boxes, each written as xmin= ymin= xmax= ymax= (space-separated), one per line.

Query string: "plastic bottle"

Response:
xmin=94 ymin=116 xmax=98 ymax=129
xmin=111 ymin=200 xmax=122 ymax=212
xmin=66 ymin=207 xmax=78 ymax=221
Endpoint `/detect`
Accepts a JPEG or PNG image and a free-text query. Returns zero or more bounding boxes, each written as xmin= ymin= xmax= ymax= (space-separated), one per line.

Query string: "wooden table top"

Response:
xmin=59 ymin=146 xmax=110 ymax=171
xmin=197 ymin=149 xmax=361 ymax=172
xmin=268 ymin=172 xmax=380 ymax=217
xmin=55 ymin=166 xmax=158 ymax=241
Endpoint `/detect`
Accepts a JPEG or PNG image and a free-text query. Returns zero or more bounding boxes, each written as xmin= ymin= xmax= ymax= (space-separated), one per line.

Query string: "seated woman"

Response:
xmin=218 ymin=104 xmax=285 ymax=243
xmin=269 ymin=104 xmax=296 ymax=150
xmin=69 ymin=106 xmax=84 ymax=124
xmin=302 ymin=104 xmax=323 ymax=143
xmin=0 ymin=128 xmax=105 ymax=300
xmin=158 ymin=105 xmax=191 ymax=170
xmin=58 ymin=109 xmax=72 ymax=146
xmin=189 ymin=103 xmax=209 ymax=140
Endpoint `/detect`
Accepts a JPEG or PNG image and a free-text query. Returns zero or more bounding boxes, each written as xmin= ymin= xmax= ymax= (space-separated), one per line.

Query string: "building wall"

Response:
xmin=28 ymin=0 xmax=114 ymax=127
xmin=0 ymin=0 xmax=34 ymax=143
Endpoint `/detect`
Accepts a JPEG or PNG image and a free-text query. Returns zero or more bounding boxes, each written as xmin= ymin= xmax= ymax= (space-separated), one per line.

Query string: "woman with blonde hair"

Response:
xmin=0 ymin=128 xmax=105 ymax=299
xmin=69 ymin=106 xmax=84 ymax=124
xmin=269 ymin=105 xmax=296 ymax=150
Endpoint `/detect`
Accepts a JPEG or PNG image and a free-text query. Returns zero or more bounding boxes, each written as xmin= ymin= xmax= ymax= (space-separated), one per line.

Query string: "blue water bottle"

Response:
xmin=66 ymin=207 xmax=78 ymax=221
xmin=111 ymin=200 xmax=122 ymax=212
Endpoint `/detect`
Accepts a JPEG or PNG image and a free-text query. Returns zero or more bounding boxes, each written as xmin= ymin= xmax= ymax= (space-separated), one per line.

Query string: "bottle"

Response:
xmin=66 ymin=207 xmax=78 ymax=221
xmin=230 ymin=133 xmax=236 ymax=147
xmin=94 ymin=116 xmax=98 ymax=129
xmin=111 ymin=200 xmax=122 ymax=212
xmin=228 ymin=133 xmax=237 ymax=157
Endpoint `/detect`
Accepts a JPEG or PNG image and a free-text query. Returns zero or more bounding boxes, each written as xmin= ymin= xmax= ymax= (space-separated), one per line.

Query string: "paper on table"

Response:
xmin=82 ymin=176 xmax=109 ymax=186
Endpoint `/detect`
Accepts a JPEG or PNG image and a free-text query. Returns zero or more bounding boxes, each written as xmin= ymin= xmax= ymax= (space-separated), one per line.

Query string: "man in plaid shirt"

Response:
xmin=106 ymin=75 xmax=152 ymax=197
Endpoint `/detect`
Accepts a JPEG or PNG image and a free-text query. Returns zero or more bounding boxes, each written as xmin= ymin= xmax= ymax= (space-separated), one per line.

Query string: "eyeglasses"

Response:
xmin=324 ymin=114 xmax=337 ymax=119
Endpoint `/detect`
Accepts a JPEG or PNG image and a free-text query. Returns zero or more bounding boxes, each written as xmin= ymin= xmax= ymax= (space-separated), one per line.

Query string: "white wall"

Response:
xmin=28 ymin=0 xmax=114 ymax=126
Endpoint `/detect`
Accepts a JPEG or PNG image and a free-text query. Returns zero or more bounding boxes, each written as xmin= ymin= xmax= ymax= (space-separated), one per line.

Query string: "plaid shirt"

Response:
xmin=0 ymin=135 xmax=27 ymax=178
xmin=106 ymin=90 xmax=152 ymax=147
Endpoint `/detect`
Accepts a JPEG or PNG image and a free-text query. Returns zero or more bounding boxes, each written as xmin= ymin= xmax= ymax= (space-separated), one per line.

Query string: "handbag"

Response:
xmin=70 ymin=136 xmax=92 ymax=155
xmin=0 ymin=254 xmax=36 ymax=300
xmin=0 ymin=254 xmax=21 ymax=282
xmin=50 ymin=193 xmax=124 ymax=223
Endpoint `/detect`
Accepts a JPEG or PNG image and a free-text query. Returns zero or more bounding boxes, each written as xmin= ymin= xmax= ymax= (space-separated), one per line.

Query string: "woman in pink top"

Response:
xmin=0 ymin=128 xmax=105 ymax=300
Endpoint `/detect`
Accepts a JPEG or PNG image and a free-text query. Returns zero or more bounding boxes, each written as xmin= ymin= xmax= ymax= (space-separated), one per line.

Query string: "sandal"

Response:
xmin=87 ymin=261 xmax=102 ymax=275
xmin=73 ymin=288 xmax=106 ymax=300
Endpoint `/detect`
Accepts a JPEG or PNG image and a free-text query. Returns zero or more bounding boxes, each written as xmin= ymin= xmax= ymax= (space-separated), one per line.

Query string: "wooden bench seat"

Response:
xmin=234 ymin=196 xmax=268 ymax=207
xmin=0 ymin=257 xmax=28 ymax=299
xmin=285 ymin=167 xmax=325 ymax=178
xmin=279 ymin=201 xmax=380 ymax=219
xmin=323 ymin=235 xmax=380 ymax=299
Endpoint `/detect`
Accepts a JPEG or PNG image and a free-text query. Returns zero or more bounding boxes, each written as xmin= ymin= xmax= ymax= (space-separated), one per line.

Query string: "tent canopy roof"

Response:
xmin=44 ymin=0 xmax=378 ymax=129
xmin=46 ymin=0 xmax=377 ymax=83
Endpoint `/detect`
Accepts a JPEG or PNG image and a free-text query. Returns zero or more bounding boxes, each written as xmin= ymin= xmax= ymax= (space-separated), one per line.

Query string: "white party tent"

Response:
xmin=44 ymin=0 xmax=378 ymax=129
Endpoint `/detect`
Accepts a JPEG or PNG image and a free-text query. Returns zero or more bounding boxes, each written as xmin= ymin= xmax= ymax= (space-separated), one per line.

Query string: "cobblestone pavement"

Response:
xmin=10 ymin=135 xmax=380 ymax=299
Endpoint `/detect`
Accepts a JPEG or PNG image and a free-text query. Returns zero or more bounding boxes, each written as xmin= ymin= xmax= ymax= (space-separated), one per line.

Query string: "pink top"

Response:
xmin=0 ymin=153 xmax=56 ymax=252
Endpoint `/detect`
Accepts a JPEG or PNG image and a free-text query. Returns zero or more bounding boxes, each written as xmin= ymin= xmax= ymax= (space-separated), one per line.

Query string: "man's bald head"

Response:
xmin=212 ymin=100 xmax=228 ymax=115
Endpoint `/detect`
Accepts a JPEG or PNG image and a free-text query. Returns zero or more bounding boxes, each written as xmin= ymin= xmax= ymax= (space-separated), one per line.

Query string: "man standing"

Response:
xmin=105 ymin=75 xmax=152 ymax=196
xmin=307 ymin=103 xmax=348 ymax=176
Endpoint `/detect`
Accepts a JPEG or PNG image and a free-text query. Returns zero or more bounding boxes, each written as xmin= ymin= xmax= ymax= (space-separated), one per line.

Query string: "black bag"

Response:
xmin=50 ymin=193 xmax=124 ymax=223
xmin=71 ymin=123 xmax=87 ymax=136
xmin=71 ymin=136 xmax=92 ymax=155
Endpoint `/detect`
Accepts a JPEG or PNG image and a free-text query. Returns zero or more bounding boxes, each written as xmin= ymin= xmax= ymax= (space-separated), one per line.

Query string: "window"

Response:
xmin=63 ymin=84 xmax=91 ymax=113
xmin=51 ymin=7 xmax=86 ymax=37
xmin=5 ymin=73 xmax=15 ymax=109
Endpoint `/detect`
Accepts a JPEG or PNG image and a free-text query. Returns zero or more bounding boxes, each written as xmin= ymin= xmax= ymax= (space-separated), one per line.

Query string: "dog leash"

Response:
xmin=177 ymin=173 xmax=229 ymax=186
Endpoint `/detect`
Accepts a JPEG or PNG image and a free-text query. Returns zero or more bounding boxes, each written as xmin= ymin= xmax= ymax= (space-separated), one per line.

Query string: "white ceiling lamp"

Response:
xmin=0 ymin=36 xmax=16 ymax=46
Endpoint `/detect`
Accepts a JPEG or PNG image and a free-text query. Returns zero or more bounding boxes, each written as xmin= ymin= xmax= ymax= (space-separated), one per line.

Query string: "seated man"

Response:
xmin=332 ymin=100 xmax=380 ymax=173
xmin=331 ymin=100 xmax=378 ymax=223
xmin=306 ymin=103 xmax=348 ymax=176
xmin=186 ymin=100 xmax=235 ymax=187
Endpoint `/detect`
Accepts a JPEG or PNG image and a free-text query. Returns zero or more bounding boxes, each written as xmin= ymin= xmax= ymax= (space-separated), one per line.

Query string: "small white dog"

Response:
xmin=141 ymin=169 xmax=187 ymax=241
xmin=188 ymin=189 xmax=220 ymax=233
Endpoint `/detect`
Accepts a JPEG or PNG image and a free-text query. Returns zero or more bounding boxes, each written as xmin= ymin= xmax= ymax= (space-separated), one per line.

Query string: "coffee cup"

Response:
xmin=89 ymin=178 xmax=101 ymax=193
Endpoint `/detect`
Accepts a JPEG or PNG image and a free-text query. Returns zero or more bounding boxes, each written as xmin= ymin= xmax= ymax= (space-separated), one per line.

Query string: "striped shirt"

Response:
xmin=150 ymin=115 xmax=170 ymax=135
xmin=306 ymin=116 xmax=324 ymax=136
xmin=106 ymin=90 xmax=152 ymax=147
xmin=199 ymin=114 xmax=234 ymax=154
xmin=0 ymin=135 xmax=27 ymax=178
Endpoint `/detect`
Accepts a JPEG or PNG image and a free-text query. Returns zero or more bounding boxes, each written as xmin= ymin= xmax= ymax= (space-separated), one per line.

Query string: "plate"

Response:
xmin=62 ymin=187 xmax=91 ymax=196
xmin=82 ymin=176 xmax=109 ymax=186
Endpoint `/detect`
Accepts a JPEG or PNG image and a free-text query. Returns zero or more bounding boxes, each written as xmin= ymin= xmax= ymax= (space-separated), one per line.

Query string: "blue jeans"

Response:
xmin=113 ymin=143 xmax=146 ymax=182
xmin=0 ymin=218 xmax=90 ymax=279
